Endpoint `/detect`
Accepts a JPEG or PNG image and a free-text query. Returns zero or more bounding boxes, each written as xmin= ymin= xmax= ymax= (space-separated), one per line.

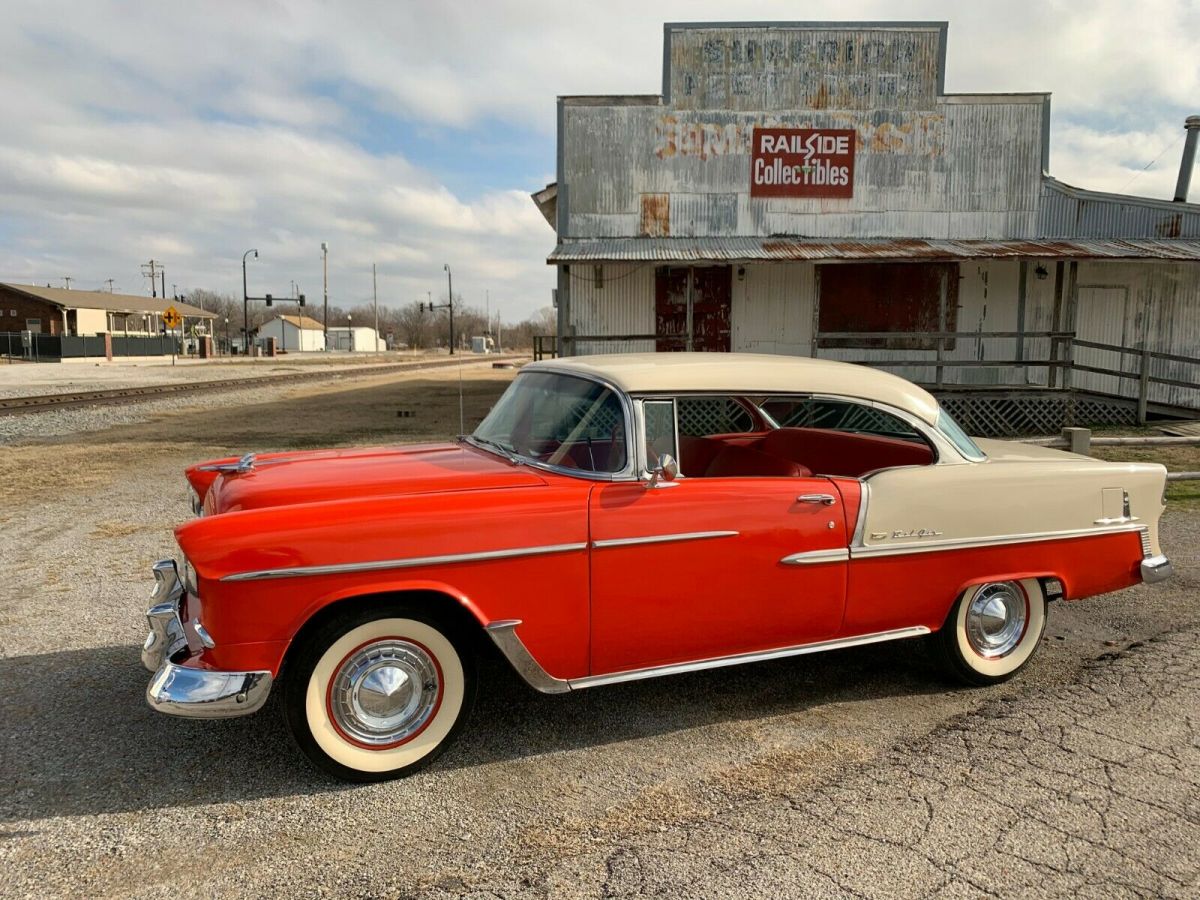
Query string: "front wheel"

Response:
xmin=931 ymin=578 xmax=1047 ymax=686
xmin=283 ymin=604 xmax=477 ymax=782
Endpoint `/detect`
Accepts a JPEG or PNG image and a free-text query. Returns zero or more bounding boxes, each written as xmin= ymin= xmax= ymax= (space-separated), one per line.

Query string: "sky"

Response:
xmin=1 ymin=0 xmax=1197 ymax=321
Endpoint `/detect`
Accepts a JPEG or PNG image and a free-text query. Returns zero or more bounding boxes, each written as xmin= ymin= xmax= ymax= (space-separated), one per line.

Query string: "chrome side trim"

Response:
xmin=780 ymin=548 xmax=850 ymax=566
xmin=485 ymin=620 xmax=930 ymax=694
xmin=484 ymin=620 xmax=571 ymax=694
xmin=1139 ymin=527 xmax=1153 ymax=558
xmin=569 ymin=627 xmax=931 ymax=690
xmin=851 ymin=523 xmax=1147 ymax=559
xmin=591 ymin=530 xmax=739 ymax=549
xmin=1140 ymin=555 xmax=1173 ymax=584
xmin=221 ymin=542 xmax=589 ymax=582
xmin=147 ymin=663 xmax=273 ymax=718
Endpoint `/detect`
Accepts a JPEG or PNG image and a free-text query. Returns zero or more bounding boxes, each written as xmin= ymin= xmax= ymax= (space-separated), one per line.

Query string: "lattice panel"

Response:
xmin=937 ymin=393 xmax=1137 ymax=437
xmin=678 ymin=397 xmax=755 ymax=436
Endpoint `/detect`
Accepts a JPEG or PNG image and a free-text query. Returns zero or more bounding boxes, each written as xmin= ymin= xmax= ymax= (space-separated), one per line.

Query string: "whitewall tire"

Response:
xmin=284 ymin=605 xmax=476 ymax=781
xmin=932 ymin=578 xmax=1047 ymax=686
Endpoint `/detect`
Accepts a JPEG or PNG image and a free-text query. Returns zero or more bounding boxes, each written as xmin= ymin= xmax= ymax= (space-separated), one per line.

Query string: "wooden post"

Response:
xmin=1137 ymin=347 xmax=1151 ymax=425
xmin=810 ymin=266 xmax=822 ymax=359
xmin=1062 ymin=426 xmax=1092 ymax=456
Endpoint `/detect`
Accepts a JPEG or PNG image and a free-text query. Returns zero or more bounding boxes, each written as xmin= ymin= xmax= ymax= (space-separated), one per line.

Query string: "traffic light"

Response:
xmin=298 ymin=293 xmax=306 ymax=307
xmin=265 ymin=293 xmax=273 ymax=307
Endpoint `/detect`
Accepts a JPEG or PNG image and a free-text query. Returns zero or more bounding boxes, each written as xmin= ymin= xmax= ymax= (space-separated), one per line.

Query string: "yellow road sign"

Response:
xmin=162 ymin=306 xmax=182 ymax=329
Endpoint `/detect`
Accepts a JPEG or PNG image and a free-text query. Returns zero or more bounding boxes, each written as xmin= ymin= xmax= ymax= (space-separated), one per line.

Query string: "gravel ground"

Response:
xmin=0 ymin=370 xmax=1197 ymax=898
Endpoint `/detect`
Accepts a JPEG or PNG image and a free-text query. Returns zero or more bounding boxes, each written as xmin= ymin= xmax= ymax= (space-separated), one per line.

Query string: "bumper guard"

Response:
xmin=1140 ymin=554 xmax=1173 ymax=584
xmin=142 ymin=559 xmax=272 ymax=718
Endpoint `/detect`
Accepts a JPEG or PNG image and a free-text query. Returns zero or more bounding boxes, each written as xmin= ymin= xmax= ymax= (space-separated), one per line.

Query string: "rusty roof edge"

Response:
xmin=546 ymin=237 xmax=1200 ymax=263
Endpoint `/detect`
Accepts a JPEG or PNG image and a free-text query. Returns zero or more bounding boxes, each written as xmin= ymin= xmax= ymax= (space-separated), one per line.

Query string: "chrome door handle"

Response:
xmin=797 ymin=493 xmax=836 ymax=506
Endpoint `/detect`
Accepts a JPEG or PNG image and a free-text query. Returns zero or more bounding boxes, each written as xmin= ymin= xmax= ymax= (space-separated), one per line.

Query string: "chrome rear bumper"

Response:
xmin=142 ymin=559 xmax=272 ymax=718
xmin=1140 ymin=554 xmax=1173 ymax=584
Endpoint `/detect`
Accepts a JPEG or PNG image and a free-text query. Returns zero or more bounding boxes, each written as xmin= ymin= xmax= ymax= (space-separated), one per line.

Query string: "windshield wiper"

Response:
xmin=460 ymin=434 xmax=523 ymax=465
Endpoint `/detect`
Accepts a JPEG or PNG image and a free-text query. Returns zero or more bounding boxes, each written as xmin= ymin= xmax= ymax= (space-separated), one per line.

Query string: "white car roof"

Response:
xmin=527 ymin=352 xmax=942 ymax=425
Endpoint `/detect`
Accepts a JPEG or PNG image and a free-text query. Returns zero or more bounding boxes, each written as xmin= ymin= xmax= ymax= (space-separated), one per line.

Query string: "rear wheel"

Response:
xmin=283 ymin=604 xmax=476 ymax=782
xmin=931 ymin=578 xmax=1047 ymax=686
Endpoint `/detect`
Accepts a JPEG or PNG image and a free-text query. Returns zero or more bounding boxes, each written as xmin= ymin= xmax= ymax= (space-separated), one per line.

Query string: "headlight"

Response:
xmin=188 ymin=485 xmax=204 ymax=517
xmin=182 ymin=557 xmax=199 ymax=596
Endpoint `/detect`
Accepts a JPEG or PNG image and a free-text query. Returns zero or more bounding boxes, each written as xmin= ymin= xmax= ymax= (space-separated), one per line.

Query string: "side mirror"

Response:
xmin=647 ymin=453 xmax=679 ymax=489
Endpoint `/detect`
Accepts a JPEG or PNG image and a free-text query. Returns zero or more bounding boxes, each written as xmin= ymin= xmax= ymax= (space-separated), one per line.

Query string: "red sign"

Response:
xmin=750 ymin=127 xmax=856 ymax=199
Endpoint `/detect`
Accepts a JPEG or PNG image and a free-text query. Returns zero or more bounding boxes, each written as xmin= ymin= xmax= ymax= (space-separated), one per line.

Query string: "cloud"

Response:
xmin=0 ymin=1 xmax=1195 ymax=316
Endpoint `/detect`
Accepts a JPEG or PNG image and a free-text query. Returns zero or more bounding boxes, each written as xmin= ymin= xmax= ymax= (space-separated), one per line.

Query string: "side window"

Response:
xmin=677 ymin=396 xmax=756 ymax=437
xmin=761 ymin=397 xmax=923 ymax=442
xmin=642 ymin=400 xmax=677 ymax=472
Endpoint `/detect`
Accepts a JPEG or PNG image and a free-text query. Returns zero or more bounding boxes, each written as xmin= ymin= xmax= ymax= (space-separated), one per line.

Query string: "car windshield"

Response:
xmin=936 ymin=407 xmax=986 ymax=460
xmin=472 ymin=371 xmax=628 ymax=474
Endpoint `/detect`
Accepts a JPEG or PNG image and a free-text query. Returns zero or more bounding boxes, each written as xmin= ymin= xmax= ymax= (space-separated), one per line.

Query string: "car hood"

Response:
xmin=192 ymin=442 xmax=547 ymax=514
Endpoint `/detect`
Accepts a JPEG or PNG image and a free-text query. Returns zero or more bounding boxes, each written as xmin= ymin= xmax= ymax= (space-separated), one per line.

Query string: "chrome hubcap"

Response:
xmin=330 ymin=640 xmax=440 ymax=746
xmin=965 ymin=582 xmax=1028 ymax=659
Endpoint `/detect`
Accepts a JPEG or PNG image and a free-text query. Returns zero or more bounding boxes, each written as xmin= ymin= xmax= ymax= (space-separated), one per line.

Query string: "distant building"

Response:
xmin=327 ymin=326 xmax=385 ymax=352
xmin=0 ymin=283 xmax=215 ymax=336
xmin=259 ymin=314 xmax=326 ymax=352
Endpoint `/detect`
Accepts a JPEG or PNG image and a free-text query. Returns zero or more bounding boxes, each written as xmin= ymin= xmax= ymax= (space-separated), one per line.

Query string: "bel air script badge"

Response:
xmin=871 ymin=528 xmax=944 ymax=540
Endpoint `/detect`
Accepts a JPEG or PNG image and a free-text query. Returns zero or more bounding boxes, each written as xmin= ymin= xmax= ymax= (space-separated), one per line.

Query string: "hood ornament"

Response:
xmin=199 ymin=452 xmax=256 ymax=475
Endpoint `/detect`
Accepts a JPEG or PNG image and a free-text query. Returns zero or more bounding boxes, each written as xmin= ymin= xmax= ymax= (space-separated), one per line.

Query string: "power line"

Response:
xmin=1119 ymin=131 xmax=1186 ymax=194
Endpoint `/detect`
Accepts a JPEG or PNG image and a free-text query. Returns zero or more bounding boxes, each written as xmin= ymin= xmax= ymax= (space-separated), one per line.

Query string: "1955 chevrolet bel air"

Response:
xmin=142 ymin=353 xmax=1173 ymax=780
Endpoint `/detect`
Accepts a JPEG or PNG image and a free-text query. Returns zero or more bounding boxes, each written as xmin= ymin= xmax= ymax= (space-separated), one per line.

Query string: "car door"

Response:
xmin=587 ymin=398 xmax=850 ymax=675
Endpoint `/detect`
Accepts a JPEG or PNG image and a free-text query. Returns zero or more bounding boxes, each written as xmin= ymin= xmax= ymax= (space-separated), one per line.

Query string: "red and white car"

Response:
xmin=143 ymin=353 xmax=1172 ymax=780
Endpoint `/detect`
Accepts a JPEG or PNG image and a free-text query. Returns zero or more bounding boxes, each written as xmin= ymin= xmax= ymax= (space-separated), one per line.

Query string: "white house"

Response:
xmin=327 ymin=325 xmax=386 ymax=352
xmin=258 ymin=314 xmax=326 ymax=352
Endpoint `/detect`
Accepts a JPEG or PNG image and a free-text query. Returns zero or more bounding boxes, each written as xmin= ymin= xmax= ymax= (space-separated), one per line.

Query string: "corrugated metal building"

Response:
xmin=535 ymin=21 xmax=1200 ymax=419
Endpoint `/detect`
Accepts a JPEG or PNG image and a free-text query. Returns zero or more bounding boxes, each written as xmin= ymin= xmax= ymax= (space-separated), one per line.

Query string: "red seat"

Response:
xmin=704 ymin=443 xmax=811 ymax=478
xmin=755 ymin=427 xmax=933 ymax=477
xmin=678 ymin=435 xmax=726 ymax=477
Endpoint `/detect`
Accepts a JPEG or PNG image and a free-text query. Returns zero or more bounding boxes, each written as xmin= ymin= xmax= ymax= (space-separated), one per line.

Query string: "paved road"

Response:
xmin=438 ymin=630 xmax=1198 ymax=900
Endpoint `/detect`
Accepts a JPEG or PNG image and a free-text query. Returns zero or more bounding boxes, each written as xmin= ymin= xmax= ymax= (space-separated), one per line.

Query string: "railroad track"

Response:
xmin=0 ymin=355 xmax=527 ymax=416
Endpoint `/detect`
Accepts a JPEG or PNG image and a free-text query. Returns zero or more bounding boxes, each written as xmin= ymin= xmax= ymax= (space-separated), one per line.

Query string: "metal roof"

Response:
xmin=0 ymin=283 xmax=217 ymax=317
xmin=269 ymin=314 xmax=325 ymax=330
xmin=547 ymin=236 xmax=1200 ymax=263
xmin=1039 ymin=178 xmax=1200 ymax=239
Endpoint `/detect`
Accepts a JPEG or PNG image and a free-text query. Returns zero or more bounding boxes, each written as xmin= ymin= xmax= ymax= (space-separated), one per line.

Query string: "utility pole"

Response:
xmin=372 ymin=263 xmax=380 ymax=355
xmin=141 ymin=260 xmax=161 ymax=296
xmin=105 ymin=279 xmax=114 ymax=293
xmin=161 ymin=270 xmax=166 ymax=301
xmin=444 ymin=263 xmax=455 ymax=355
xmin=485 ymin=289 xmax=490 ymax=336
xmin=321 ymin=242 xmax=329 ymax=351
xmin=242 ymin=248 xmax=258 ymax=354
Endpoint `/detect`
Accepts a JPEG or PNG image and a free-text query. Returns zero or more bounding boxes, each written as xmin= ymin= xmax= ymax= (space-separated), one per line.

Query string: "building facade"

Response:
xmin=258 ymin=314 xmax=326 ymax=352
xmin=0 ymin=283 xmax=214 ymax=337
xmin=537 ymin=22 xmax=1200 ymax=422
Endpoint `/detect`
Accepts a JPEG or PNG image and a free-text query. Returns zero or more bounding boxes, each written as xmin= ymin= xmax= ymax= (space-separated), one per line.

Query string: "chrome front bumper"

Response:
xmin=142 ymin=559 xmax=273 ymax=718
xmin=1140 ymin=554 xmax=1173 ymax=584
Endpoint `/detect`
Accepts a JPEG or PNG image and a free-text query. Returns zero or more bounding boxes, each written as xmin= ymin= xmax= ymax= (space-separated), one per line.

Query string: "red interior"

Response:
xmin=681 ymin=427 xmax=933 ymax=479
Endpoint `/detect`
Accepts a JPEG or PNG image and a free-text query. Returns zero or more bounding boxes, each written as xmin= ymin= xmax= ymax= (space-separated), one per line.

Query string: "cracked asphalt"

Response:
xmin=1 ymin=369 xmax=1198 ymax=898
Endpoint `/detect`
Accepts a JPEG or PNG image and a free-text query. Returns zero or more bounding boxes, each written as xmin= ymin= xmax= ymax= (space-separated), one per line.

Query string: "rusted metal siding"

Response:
xmin=731 ymin=262 xmax=815 ymax=354
xmin=1073 ymin=260 xmax=1200 ymax=407
xmin=666 ymin=24 xmax=943 ymax=112
xmin=567 ymin=264 xmax=656 ymax=355
xmin=1039 ymin=179 xmax=1200 ymax=239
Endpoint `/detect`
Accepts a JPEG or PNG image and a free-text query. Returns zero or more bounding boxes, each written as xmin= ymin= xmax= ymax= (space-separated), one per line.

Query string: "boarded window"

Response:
xmin=817 ymin=262 xmax=958 ymax=350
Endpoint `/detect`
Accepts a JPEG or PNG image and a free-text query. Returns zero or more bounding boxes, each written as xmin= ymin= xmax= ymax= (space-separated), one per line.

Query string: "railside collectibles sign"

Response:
xmin=750 ymin=127 xmax=856 ymax=198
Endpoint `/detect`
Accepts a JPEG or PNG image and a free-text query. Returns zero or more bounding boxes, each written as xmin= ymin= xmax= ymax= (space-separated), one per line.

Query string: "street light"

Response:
xmin=347 ymin=313 xmax=353 ymax=351
xmin=444 ymin=263 xmax=455 ymax=355
xmin=224 ymin=317 xmax=230 ymax=355
xmin=242 ymin=248 xmax=258 ymax=355
xmin=321 ymin=241 xmax=329 ymax=350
